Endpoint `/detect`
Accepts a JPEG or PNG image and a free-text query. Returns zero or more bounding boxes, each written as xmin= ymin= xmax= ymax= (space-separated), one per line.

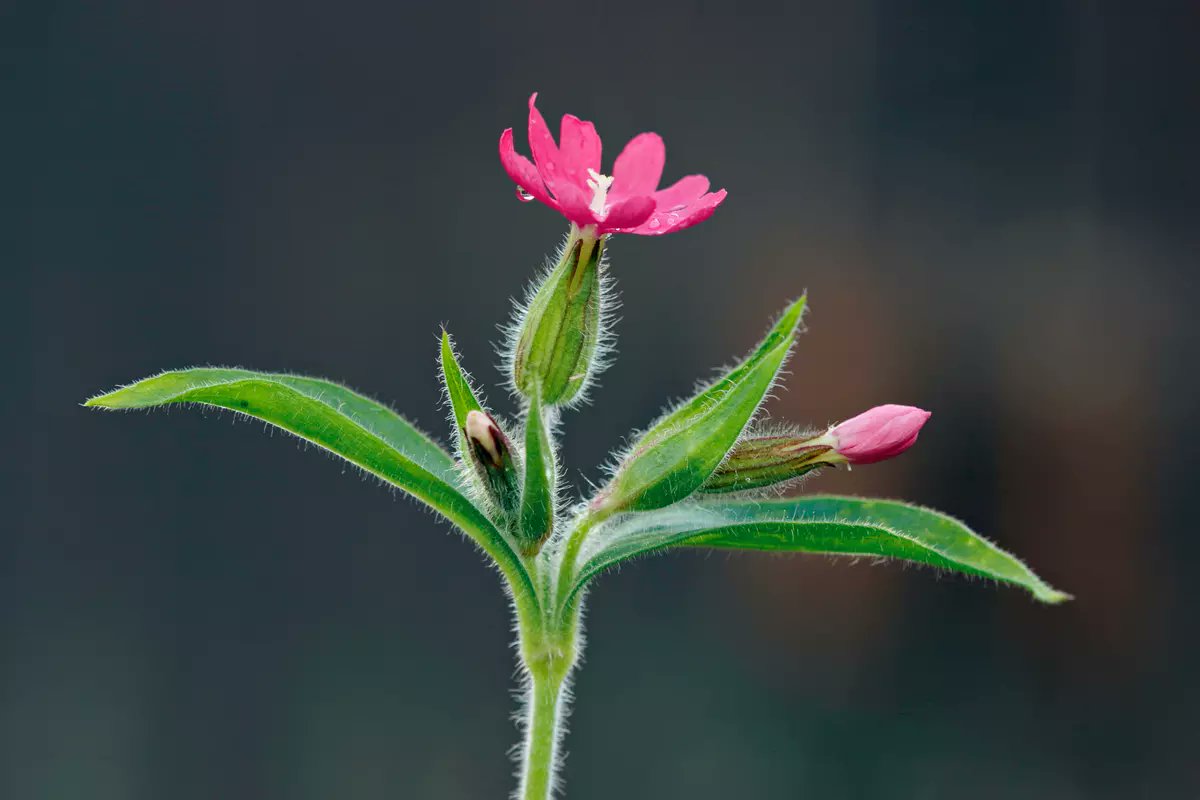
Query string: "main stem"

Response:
xmin=520 ymin=668 xmax=568 ymax=800
xmin=516 ymin=602 xmax=581 ymax=800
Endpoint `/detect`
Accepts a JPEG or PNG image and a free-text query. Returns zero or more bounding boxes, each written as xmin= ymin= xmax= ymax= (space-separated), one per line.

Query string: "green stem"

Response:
xmin=515 ymin=604 xmax=581 ymax=800
xmin=520 ymin=669 xmax=568 ymax=800
xmin=554 ymin=509 xmax=609 ymax=614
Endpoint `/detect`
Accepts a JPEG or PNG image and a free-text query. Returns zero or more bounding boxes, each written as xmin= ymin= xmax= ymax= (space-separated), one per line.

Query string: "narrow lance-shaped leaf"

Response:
xmin=638 ymin=297 xmax=807 ymax=449
xmin=274 ymin=373 xmax=460 ymax=482
xmin=95 ymin=367 xmax=461 ymax=483
xmin=518 ymin=388 xmax=555 ymax=554
xmin=440 ymin=330 xmax=488 ymax=462
xmin=568 ymin=495 xmax=1069 ymax=609
xmin=596 ymin=297 xmax=806 ymax=514
xmin=85 ymin=369 xmax=537 ymax=605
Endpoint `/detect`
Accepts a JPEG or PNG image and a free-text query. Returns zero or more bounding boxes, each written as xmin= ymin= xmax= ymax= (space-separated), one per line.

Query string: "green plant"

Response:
xmin=86 ymin=94 xmax=1067 ymax=799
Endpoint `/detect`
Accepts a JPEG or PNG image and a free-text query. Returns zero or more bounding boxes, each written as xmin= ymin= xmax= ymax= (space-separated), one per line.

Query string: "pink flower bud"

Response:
xmin=465 ymin=409 xmax=507 ymax=469
xmin=829 ymin=405 xmax=931 ymax=465
xmin=463 ymin=409 xmax=522 ymax=519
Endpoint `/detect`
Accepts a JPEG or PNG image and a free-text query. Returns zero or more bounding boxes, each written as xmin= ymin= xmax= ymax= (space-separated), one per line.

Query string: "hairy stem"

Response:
xmin=519 ymin=670 xmax=568 ymax=800
xmin=554 ymin=510 xmax=609 ymax=614
xmin=515 ymin=604 xmax=581 ymax=800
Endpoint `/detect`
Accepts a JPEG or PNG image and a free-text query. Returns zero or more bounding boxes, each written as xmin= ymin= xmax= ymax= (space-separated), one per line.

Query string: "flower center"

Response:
xmin=586 ymin=168 xmax=614 ymax=216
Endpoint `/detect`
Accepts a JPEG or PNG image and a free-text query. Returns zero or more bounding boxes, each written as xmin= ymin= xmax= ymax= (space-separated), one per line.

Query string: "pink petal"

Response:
xmin=831 ymin=405 xmax=931 ymax=465
xmin=527 ymin=93 xmax=567 ymax=196
xmin=651 ymin=174 xmax=710 ymax=207
xmin=557 ymin=113 xmax=602 ymax=194
xmin=621 ymin=176 xmax=726 ymax=236
xmin=610 ymin=133 xmax=665 ymax=201
xmin=498 ymin=128 xmax=555 ymax=207
xmin=662 ymin=188 xmax=727 ymax=234
xmin=549 ymin=181 xmax=599 ymax=228
xmin=598 ymin=195 xmax=655 ymax=231
xmin=525 ymin=90 xmax=580 ymax=205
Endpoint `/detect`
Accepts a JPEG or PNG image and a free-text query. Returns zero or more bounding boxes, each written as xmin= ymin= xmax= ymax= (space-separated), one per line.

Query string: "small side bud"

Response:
xmin=702 ymin=405 xmax=930 ymax=493
xmin=827 ymin=404 xmax=931 ymax=465
xmin=464 ymin=410 xmax=522 ymax=518
xmin=510 ymin=228 xmax=606 ymax=407
xmin=700 ymin=434 xmax=832 ymax=494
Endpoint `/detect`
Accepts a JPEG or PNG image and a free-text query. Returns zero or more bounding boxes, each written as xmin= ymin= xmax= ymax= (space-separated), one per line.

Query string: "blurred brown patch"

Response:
xmin=716 ymin=236 xmax=925 ymax=700
xmin=996 ymin=272 xmax=1170 ymax=685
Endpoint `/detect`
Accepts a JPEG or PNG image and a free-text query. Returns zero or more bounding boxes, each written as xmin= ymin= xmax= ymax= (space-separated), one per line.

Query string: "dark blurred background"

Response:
xmin=9 ymin=1 xmax=1199 ymax=797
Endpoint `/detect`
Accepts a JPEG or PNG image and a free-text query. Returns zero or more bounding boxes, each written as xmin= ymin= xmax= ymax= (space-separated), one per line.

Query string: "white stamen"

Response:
xmin=586 ymin=168 xmax=614 ymax=216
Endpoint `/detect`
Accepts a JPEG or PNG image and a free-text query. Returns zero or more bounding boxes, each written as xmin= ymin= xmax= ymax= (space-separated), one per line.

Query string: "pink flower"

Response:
xmin=499 ymin=93 xmax=727 ymax=236
xmin=829 ymin=405 xmax=931 ymax=465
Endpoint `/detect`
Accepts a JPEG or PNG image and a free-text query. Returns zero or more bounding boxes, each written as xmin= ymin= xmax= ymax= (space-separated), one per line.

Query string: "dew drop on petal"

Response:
xmin=515 ymin=186 xmax=535 ymax=202
xmin=647 ymin=217 xmax=661 ymax=229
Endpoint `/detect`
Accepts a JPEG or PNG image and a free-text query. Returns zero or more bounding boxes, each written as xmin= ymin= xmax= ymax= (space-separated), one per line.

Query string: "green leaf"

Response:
xmin=569 ymin=495 xmax=1069 ymax=607
xmin=598 ymin=298 xmax=806 ymax=513
xmin=518 ymin=390 xmax=555 ymax=553
xmin=439 ymin=330 xmax=487 ymax=462
xmin=85 ymin=368 xmax=536 ymax=602
xmin=641 ymin=297 xmax=807 ymax=445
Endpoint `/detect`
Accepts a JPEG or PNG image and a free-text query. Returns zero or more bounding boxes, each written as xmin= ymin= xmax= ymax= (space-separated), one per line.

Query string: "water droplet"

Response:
xmin=515 ymin=186 xmax=535 ymax=202
xmin=647 ymin=218 xmax=661 ymax=229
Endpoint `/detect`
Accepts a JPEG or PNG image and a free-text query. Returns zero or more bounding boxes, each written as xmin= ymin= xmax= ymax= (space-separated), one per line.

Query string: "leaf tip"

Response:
xmin=776 ymin=295 xmax=808 ymax=339
xmin=438 ymin=329 xmax=454 ymax=371
xmin=1035 ymin=586 xmax=1073 ymax=605
xmin=83 ymin=389 xmax=121 ymax=409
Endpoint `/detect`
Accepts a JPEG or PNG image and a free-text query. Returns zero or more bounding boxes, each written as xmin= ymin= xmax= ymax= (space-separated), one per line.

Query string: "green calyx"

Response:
xmin=511 ymin=228 xmax=605 ymax=407
xmin=700 ymin=435 xmax=832 ymax=493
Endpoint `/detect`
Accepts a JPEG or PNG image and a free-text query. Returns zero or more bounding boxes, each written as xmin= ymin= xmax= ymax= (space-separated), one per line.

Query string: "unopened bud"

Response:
xmin=510 ymin=228 xmax=605 ymax=407
xmin=701 ymin=434 xmax=832 ymax=494
xmin=827 ymin=404 xmax=931 ymax=465
xmin=464 ymin=410 xmax=522 ymax=518
xmin=702 ymin=405 xmax=930 ymax=493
